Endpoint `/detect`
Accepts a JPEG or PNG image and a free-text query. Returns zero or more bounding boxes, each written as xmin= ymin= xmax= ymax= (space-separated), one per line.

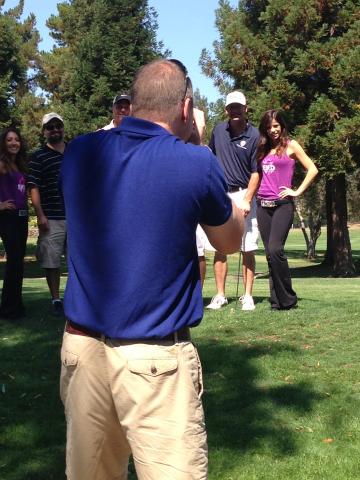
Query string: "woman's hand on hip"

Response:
xmin=279 ymin=186 xmax=298 ymax=198
xmin=0 ymin=199 xmax=16 ymax=211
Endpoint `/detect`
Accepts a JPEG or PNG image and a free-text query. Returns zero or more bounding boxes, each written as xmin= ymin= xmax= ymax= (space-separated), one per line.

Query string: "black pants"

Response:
xmin=257 ymin=202 xmax=297 ymax=309
xmin=0 ymin=212 xmax=28 ymax=318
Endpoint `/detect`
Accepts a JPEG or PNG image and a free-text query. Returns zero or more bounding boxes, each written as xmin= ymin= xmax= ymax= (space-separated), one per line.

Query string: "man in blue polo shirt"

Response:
xmin=206 ymin=91 xmax=260 ymax=312
xmin=60 ymin=59 xmax=243 ymax=480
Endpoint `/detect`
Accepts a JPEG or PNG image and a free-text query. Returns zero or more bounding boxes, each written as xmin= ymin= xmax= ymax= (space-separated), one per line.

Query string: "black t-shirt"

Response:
xmin=209 ymin=121 xmax=260 ymax=189
xmin=28 ymin=145 xmax=65 ymax=219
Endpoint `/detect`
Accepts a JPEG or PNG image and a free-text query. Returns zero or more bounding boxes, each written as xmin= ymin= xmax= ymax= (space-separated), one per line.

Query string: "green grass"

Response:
xmin=0 ymin=228 xmax=359 ymax=479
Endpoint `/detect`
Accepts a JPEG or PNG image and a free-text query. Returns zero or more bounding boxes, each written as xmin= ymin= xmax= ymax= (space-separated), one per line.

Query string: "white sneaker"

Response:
xmin=242 ymin=295 xmax=255 ymax=311
xmin=206 ymin=294 xmax=228 ymax=310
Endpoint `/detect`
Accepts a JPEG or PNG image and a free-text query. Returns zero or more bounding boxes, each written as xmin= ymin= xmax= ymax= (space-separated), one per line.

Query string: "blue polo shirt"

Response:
xmin=209 ymin=121 xmax=260 ymax=189
xmin=60 ymin=116 xmax=232 ymax=339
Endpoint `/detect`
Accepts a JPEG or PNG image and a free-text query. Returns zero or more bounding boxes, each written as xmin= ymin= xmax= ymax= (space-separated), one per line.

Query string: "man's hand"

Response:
xmin=0 ymin=200 xmax=16 ymax=211
xmin=37 ymin=214 xmax=49 ymax=231
xmin=239 ymin=199 xmax=251 ymax=217
xmin=187 ymin=108 xmax=206 ymax=145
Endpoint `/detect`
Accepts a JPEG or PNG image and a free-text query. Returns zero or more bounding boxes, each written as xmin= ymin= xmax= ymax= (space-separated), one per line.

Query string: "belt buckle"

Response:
xmin=261 ymin=200 xmax=276 ymax=208
xmin=18 ymin=209 xmax=27 ymax=217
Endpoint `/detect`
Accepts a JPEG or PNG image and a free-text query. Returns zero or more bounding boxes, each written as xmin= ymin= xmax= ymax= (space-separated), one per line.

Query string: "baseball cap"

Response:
xmin=113 ymin=94 xmax=131 ymax=105
xmin=225 ymin=91 xmax=246 ymax=107
xmin=42 ymin=112 xmax=64 ymax=126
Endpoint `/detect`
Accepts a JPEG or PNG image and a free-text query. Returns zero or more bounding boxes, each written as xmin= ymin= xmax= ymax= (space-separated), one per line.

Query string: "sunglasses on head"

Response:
xmin=44 ymin=123 xmax=63 ymax=131
xmin=169 ymin=58 xmax=191 ymax=102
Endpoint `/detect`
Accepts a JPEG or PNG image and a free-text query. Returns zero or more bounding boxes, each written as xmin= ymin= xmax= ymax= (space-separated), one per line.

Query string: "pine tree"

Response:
xmin=38 ymin=0 xmax=166 ymax=134
xmin=0 ymin=0 xmax=41 ymax=132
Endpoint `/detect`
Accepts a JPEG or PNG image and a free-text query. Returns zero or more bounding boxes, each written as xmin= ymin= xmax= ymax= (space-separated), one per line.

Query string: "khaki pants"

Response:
xmin=60 ymin=332 xmax=208 ymax=480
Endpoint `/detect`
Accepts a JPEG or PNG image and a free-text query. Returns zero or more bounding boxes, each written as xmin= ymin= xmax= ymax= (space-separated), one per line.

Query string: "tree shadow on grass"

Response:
xmin=0 ymin=257 xmax=68 ymax=280
xmin=0 ymin=295 xmax=66 ymax=480
xmin=197 ymin=339 xmax=324 ymax=475
xmin=0 ymin=292 xmax=323 ymax=479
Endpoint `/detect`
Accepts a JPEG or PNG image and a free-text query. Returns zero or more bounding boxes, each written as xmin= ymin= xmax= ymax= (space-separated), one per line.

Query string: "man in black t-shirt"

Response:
xmin=28 ymin=113 xmax=66 ymax=316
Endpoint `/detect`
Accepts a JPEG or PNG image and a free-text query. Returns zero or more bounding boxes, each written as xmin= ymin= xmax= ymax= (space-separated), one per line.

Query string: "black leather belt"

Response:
xmin=228 ymin=186 xmax=243 ymax=193
xmin=65 ymin=319 xmax=191 ymax=343
xmin=257 ymin=199 xmax=293 ymax=208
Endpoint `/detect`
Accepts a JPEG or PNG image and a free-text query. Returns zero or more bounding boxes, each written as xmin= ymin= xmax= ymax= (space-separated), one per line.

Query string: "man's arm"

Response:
xmin=202 ymin=201 xmax=244 ymax=255
xmin=241 ymin=172 xmax=260 ymax=216
xmin=29 ymin=187 xmax=49 ymax=231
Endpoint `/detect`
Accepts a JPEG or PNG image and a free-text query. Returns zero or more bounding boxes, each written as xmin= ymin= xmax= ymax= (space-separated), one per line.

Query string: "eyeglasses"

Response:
xmin=44 ymin=123 xmax=64 ymax=131
xmin=169 ymin=58 xmax=191 ymax=102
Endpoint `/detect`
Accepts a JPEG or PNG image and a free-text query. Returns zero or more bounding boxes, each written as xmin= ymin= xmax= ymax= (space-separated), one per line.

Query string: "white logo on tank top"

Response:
xmin=17 ymin=178 xmax=26 ymax=194
xmin=263 ymin=164 xmax=275 ymax=174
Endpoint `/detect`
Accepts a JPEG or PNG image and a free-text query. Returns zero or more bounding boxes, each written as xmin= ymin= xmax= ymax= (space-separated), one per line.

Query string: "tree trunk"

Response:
xmin=324 ymin=180 xmax=333 ymax=266
xmin=295 ymin=203 xmax=310 ymax=252
xmin=324 ymin=175 xmax=355 ymax=276
xmin=307 ymin=211 xmax=322 ymax=260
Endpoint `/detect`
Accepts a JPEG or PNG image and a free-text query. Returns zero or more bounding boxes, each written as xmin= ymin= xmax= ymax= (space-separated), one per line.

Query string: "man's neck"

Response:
xmin=47 ymin=141 xmax=65 ymax=154
xmin=229 ymin=118 xmax=247 ymax=137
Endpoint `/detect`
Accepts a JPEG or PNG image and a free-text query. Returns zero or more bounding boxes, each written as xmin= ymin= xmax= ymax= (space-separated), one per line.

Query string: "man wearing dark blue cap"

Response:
xmin=102 ymin=93 xmax=131 ymax=129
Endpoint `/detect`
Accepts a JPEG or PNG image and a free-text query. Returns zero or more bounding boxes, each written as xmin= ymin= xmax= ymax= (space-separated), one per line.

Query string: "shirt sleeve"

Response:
xmin=208 ymin=128 xmax=216 ymax=155
xmin=27 ymin=152 xmax=42 ymax=188
xmin=250 ymin=130 xmax=260 ymax=173
xmin=199 ymin=152 xmax=232 ymax=227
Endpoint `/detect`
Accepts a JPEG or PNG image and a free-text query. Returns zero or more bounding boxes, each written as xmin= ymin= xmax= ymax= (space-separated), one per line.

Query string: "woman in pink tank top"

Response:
xmin=256 ymin=110 xmax=318 ymax=310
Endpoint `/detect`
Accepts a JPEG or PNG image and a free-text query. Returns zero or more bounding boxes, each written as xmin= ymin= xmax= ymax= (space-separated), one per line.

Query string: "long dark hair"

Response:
xmin=257 ymin=110 xmax=289 ymax=163
xmin=0 ymin=126 xmax=27 ymax=173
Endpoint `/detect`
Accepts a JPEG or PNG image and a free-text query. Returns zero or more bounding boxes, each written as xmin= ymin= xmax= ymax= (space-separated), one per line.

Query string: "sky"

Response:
xmin=3 ymin=0 xmax=236 ymax=103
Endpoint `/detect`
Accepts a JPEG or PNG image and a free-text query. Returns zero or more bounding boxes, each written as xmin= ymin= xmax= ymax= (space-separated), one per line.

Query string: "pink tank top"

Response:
xmin=258 ymin=149 xmax=295 ymax=200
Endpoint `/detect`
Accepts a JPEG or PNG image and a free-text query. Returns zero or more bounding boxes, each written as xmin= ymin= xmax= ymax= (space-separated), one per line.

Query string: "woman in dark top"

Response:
xmin=257 ymin=110 xmax=318 ymax=310
xmin=0 ymin=127 xmax=28 ymax=320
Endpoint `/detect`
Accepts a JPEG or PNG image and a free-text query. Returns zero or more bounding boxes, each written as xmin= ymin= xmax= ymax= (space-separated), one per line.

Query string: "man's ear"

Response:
xmin=182 ymin=97 xmax=193 ymax=123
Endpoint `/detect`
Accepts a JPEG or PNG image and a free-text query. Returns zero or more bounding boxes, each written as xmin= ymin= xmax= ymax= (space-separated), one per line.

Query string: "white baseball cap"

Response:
xmin=225 ymin=91 xmax=246 ymax=107
xmin=42 ymin=112 xmax=64 ymax=126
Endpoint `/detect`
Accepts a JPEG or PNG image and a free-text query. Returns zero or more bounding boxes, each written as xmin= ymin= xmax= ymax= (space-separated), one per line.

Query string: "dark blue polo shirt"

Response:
xmin=60 ymin=117 xmax=232 ymax=339
xmin=209 ymin=121 xmax=260 ymax=189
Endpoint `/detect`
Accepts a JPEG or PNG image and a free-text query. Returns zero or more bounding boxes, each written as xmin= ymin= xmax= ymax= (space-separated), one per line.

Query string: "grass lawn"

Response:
xmin=0 ymin=227 xmax=359 ymax=479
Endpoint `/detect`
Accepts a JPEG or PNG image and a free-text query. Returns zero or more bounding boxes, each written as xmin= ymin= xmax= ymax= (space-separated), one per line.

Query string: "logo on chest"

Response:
xmin=235 ymin=140 xmax=247 ymax=150
xmin=263 ymin=164 xmax=275 ymax=174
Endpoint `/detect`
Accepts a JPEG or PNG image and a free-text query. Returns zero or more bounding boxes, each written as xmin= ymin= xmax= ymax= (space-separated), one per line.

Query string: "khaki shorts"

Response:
xmin=203 ymin=188 xmax=258 ymax=254
xmin=36 ymin=219 xmax=66 ymax=268
xmin=60 ymin=332 xmax=208 ymax=479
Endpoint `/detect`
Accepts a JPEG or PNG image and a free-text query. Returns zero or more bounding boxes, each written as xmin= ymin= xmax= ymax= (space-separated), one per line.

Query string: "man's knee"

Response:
xmin=214 ymin=251 xmax=227 ymax=263
xmin=242 ymin=250 xmax=255 ymax=269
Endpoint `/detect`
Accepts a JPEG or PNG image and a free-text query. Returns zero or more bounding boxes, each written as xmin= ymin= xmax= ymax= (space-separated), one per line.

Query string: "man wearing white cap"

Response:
xmin=206 ymin=91 xmax=260 ymax=311
xmin=28 ymin=112 xmax=67 ymax=316
xmin=102 ymin=94 xmax=131 ymax=130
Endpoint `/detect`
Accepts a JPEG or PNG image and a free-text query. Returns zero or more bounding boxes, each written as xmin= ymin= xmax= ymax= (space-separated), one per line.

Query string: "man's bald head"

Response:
xmin=131 ymin=59 xmax=193 ymax=126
